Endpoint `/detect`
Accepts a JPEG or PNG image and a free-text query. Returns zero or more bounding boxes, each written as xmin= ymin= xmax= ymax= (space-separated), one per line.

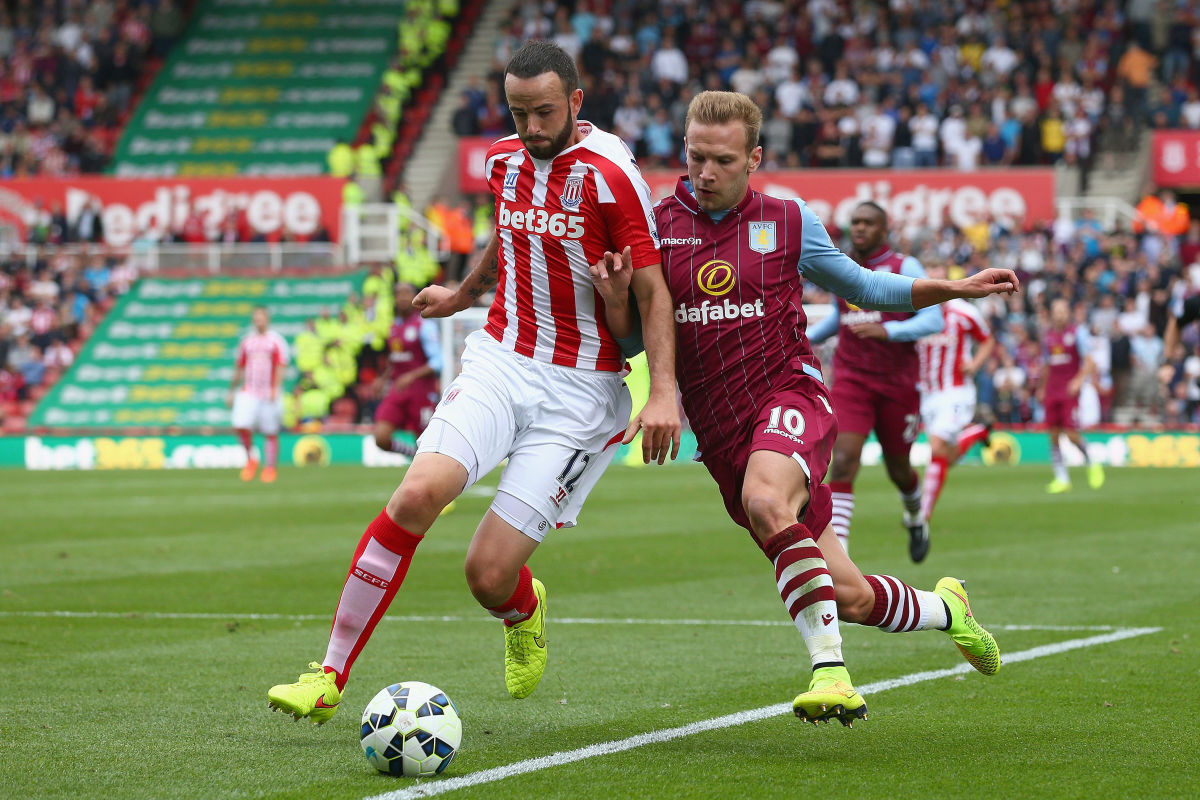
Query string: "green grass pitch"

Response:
xmin=1 ymin=463 xmax=1197 ymax=799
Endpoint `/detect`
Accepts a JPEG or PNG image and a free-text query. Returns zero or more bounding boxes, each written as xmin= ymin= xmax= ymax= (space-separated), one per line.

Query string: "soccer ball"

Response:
xmin=360 ymin=681 xmax=462 ymax=777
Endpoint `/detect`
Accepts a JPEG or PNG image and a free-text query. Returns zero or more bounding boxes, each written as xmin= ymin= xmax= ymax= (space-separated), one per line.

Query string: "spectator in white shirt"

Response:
xmin=764 ymin=33 xmax=799 ymax=84
xmin=1065 ymin=107 xmax=1094 ymax=164
xmin=775 ymin=66 xmax=810 ymax=116
xmin=650 ymin=32 xmax=689 ymax=85
xmin=981 ymin=35 xmax=1019 ymax=78
xmin=910 ymin=103 xmax=940 ymax=166
xmin=1051 ymin=70 xmax=1082 ymax=116
xmin=823 ymin=64 xmax=860 ymax=107
xmin=729 ymin=56 xmax=766 ymax=97
xmin=861 ymin=102 xmax=896 ymax=167
xmin=939 ymin=104 xmax=967 ymax=165
xmin=1181 ymin=86 xmax=1200 ymax=129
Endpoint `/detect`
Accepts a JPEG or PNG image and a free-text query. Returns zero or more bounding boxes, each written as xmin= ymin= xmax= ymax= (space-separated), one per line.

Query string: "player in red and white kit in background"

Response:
xmin=916 ymin=261 xmax=996 ymax=523
xmin=372 ymin=283 xmax=442 ymax=458
xmin=227 ymin=306 xmax=288 ymax=483
xmin=1040 ymin=298 xmax=1105 ymax=494
xmin=592 ymin=92 xmax=1008 ymax=727
xmin=267 ymin=41 xmax=680 ymax=723
xmin=807 ymin=202 xmax=944 ymax=563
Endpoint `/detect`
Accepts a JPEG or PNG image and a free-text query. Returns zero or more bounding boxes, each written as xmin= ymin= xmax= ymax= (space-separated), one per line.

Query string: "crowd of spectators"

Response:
xmin=0 ymin=245 xmax=139 ymax=429
xmin=0 ymin=0 xmax=186 ymax=178
xmin=799 ymin=187 xmax=1200 ymax=427
xmin=449 ymin=0 xmax=1200 ymax=179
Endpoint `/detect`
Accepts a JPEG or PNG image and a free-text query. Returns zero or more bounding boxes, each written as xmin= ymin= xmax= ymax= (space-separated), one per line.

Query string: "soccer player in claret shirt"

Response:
xmin=372 ymin=283 xmax=442 ymax=458
xmin=227 ymin=306 xmax=288 ymax=483
xmin=267 ymin=41 xmax=680 ymax=723
xmin=1040 ymin=298 xmax=1105 ymax=494
xmin=915 ymin=261 xmax=995 ymax=523
xmin=807 ymin=201 xmax=942 ymax=563
xmin=592 ymin=91 xmax=1007 ymax=726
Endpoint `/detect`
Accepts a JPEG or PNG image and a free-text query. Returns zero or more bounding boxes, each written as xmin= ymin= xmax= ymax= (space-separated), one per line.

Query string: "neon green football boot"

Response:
xmin=1087 ymin=462 xmax=1105 ymax=490
xmin=1045 ymin=478 xmax=1072 ymax=494
xmin=792 ymin=665 xmax=867 ymax=727
xmin=267 ymin=662 xmax=342 ymax=724
xmin=504 ymin=579 xmax=548 ymax=699
xmin=936 ymin=577 xmax=1001 ymax=676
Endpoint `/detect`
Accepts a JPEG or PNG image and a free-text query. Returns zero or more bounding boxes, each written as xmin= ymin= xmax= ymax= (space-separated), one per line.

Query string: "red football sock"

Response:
xmin=237 ymin=429 xmax=253 ymax=455
xmin=920 ymin=455 xmax=949 ymax=520
xmin=322 ymin=509 xmax=423 ymax=690
xmin=486 ymin=564 xmax=537 ymax=626
xmin=263 ymin=435 xmax=278 ymax=468
xmin=956 ymin=424 xmax=989 ymax=458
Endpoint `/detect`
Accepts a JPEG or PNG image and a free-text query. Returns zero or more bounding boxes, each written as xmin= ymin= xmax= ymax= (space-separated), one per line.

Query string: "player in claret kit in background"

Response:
xmin=592 ymin=91 xmax=1007 ymax=728
xmin=267 ymin=41 xmax=680 ymax=724
xmin=1040 ymin=298 xmax=1105 ymax=494
xmin=372 ymin=283 xmax=443 ymax=458
xmin=915 ymin=261 xmax=996 ymax=525
xmin=228 ymin=306 xmax=289 ymax=483
xmin=807 ymin=201 xmax=944 ymax=563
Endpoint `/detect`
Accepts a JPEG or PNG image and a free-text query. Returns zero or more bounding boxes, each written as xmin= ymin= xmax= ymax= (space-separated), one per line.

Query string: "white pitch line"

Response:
xmin=0 ymin=610 xmax=1122 ymax=632
xmin=366 ymin=626 xmax=1161 ymax=800
xmin=0 ymin=610 xmax=1120 ymax=632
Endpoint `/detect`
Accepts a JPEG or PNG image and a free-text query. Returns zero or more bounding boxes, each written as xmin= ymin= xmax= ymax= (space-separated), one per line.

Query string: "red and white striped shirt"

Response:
xmin=235 ymin=329 xmax=289 ymax=399
xmin=918 ymin=299 xmax=990 ymax=393
xmin=483 ymin=121 xmax=660 ymax=372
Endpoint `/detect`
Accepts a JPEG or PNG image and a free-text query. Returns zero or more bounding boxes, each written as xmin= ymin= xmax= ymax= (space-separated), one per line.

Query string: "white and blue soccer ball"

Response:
xmin=360 ymin=681 xmax=462 ymax=777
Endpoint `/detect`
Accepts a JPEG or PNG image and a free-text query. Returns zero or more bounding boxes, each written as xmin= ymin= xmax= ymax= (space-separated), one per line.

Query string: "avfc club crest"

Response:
xmin=560 ymin=174 xmax=585 ymax=210
xmin=749 ymin=221 xmax=776 ymax=254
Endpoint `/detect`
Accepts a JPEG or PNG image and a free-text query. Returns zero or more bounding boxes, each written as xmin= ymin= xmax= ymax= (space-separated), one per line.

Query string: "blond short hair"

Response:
xmin=684 ymin=91 xmax=762 ymax=154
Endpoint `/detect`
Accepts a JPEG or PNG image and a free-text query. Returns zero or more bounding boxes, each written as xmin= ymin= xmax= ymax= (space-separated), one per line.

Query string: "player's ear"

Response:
xmin=569 ymin=88 xmax=583 ymax=116
xmin=747 ymin=145 xmax=762 ymax=175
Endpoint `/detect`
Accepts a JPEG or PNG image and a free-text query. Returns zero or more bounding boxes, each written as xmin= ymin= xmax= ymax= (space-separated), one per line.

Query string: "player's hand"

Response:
xmin=413 ymin=284 xmax=465 ymax=318
xmin=624 ymin=393 xmax=681 ymax=465
xmin=589 ymin=246 xmax=634 ymax=306
xmin=394 ymin=372 xmax=416 ymax=391
xmin=849 ymin=322 xmax=888 ymax=340
xmin=1067 ymin=378 xmax=1082 ymax=397
xmin=954 ymin=268 xmax=1020 ymax=298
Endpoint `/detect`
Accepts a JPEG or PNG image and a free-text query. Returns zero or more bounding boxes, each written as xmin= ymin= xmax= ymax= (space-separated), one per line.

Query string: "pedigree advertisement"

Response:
xmin=0 ymin=176 xmax=344 ymax=246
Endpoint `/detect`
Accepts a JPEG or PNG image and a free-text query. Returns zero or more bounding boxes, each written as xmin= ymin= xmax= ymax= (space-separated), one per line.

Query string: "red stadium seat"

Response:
xmin=2 ymin=415 xmax=26 ymax=434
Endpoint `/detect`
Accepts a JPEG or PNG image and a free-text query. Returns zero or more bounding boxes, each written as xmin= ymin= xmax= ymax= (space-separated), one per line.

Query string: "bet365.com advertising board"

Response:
xmin=1 ymin=431 xmax=1197 ymax=470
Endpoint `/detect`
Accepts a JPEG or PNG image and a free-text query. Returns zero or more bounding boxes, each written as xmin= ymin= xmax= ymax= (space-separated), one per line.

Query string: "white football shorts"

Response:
xmin=231 ymin=391 xmax=284 ymax=435
xmin=417 ymin=330 xmax=631 ymax=542
xmin=920 ymin=385 xmax=977 ymax=443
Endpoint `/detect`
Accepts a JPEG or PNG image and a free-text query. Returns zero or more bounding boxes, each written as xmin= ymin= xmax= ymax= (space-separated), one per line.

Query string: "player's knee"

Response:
xmin=387 ymin=476 xmax=451 ymax=521
xmin=742 ymin=490 xmax=805 ymax=539
xmin=830 ymin=449 xmax=859 ymax=482
xmin=462 ymin=556 xmax=513 ymax=606
xmin=835 ymin=580 xmax=875 ymax=624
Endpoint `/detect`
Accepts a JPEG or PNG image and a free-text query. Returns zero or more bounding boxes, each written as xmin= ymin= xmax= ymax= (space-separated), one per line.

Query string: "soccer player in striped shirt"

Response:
xmin=227 ymin=306 xmax=288 ymax=483
xmin=267 ymin=41 xmax=681 ymax=723
xmin=593 ymin=92 xmax=1007 ymax=726
xmin=915 ymin=261 xmax=995 ymax=523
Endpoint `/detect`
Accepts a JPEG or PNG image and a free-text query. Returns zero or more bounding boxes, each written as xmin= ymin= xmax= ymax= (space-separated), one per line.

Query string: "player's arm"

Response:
xmin=589 ymin=246 xmax=646 ymax=357
xmin=628 ymin=261 xmax=681 ymax=465
xmin=966 ymin=334 xmax=996 ymax=377
xmin=868 ymin=258 xmax=944 ymax=342
xmin=1068 ymin=325 xmax=1096 ymax=396
xmin=1164 ymin=295 xmax=1200 ymax=358
xmin=413 ymin=234 xmax=500 ymax=318
xmin=395 ymin=319 xmax=445 ymax=390
xmin=805 ymin=301 xmax=839 ymax=343
xmin=227 ymin=345 xmax=245 ymax=407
